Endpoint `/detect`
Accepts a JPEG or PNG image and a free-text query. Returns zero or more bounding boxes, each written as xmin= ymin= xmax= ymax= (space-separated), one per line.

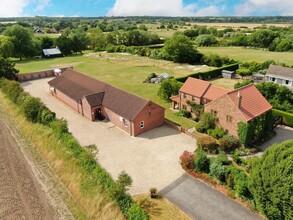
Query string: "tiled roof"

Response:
xmin=180 ymin=77 xmax=229 ymax=101
xmin=266 ymin=65 xmax=293 ymax=80
xmin=84 ymin=92 xmax=104 ymax=107
xmin=180 ymin=77 xmax=210 ymax=97
xmin=203 ymin=85 xmax=230 ymax=101
xmin=227 ymin=84 xmax=272 ymax=121
xmin=170 ymin=95 xmax=180 ymax=102
xmin=48 ymin=69 xmax=154 ymax=120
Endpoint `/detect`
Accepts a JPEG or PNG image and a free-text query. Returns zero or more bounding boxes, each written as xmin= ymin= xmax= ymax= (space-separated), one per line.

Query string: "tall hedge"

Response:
xmin=249 ymin=140 xmax=293 ymax=220
xmin=272 ymin=109 xmax=293 ymax=127
xmin=176 ymin=63 xmax=239 ymax=83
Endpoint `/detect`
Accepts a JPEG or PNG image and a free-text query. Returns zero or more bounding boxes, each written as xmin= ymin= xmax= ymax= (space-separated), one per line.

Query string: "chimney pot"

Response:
xmin=237 ymin=91 xmax=242 ymax=108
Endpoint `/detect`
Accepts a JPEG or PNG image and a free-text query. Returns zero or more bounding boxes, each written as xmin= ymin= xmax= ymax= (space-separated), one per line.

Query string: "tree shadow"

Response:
xmin=136 ymin=196 xmax=163 ymax=217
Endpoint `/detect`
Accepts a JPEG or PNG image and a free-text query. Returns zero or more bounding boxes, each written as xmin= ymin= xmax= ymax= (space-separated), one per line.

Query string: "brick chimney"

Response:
xmin=237 ymin=91 xmax=242 ymax=109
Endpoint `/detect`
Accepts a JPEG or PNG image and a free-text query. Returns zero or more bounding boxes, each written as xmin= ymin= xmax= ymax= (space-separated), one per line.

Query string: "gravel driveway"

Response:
xmin=22 ymin=78 xmax=196 ymax=195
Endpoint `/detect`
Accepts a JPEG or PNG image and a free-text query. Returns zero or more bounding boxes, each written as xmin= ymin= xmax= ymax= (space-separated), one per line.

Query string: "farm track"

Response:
xmin=0 ymin=118 xmax=56 ymax=219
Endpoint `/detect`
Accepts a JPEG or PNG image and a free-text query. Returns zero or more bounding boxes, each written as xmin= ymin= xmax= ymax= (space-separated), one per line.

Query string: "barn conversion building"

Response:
xmin=48 ymin=69 xmax=165 ymax=136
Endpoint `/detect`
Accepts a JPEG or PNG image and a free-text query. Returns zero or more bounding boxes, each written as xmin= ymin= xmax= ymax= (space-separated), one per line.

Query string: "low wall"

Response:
xmin=164 ymin=120 xmax=200 ymax=140
xmin=18 ymin=66 xmax=73 ymax=82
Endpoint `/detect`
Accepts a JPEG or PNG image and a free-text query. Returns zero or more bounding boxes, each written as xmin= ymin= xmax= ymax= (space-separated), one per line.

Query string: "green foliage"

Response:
xmin=157 ymin=78 xmax=182 ymax=101
xmin=187 ymin=101 xmax=203 ymax=119
xmin=194 ymin=148 xmax=210 ymax=173
xmin=88 ymin=28 xmax=106 ymax=51
xmin=236 ymin=68 xmax=251 ymax=78
xmin=272 ymin=109 xmax=293 ymax=127
xmin=198 ymin=112 xmax=217 ymax=131
xmin=249 ymin=29 xmax=278 ymax=48
xmin=127 ymin=203 xmax=149 ymax=220
xmin=56 ymin=36 xmax=72 ymax=55
xmin=201 ymin=54 xmax=235 ymax=67
xmin=176 ymin=63 xmax=239 ymax=82
xmin=117 ymin=171 xmax=132 ymax=192
xmin=40 ymin=36 xmax=54 ymax=49
xmin=256 ymin=82 xmax=293 ymax=113
xmin=234 ymin=80 xmax=253 ymax=89
xmin=237 ymin=122 xmax=255 ymax=146
xmin=210 ymin=159 xmax=226 ymax=182
xmin=0 ymin=36 xmax=14 ymax=58
xmin=21 ymin=96 xmax=44 ymax=123
xmin=162 ymin=34 xmax=202 ymax=64
xmin=216 ymin=151 xmax=230 ymax=165
xmin=197 ymin=136 xmax=219 ymax=154
xmin=177 ymin=110 xmax=191 ymax=118
xmin=249 ymin=140 xmax=293 ymax=220
xmin=219 ymin=135 xmax=240 ymax=153
xmin=0 ymin=58 xmax=19 ymax=79
xmin=195 ymin=34 xmax=218 ymax=46
xmin=207 ymin=127 xmax=226 ymax=140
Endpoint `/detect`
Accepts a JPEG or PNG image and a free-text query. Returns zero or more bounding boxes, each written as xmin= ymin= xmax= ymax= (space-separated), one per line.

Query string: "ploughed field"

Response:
xmin=0 ymin=118 xmax=56 ymax=219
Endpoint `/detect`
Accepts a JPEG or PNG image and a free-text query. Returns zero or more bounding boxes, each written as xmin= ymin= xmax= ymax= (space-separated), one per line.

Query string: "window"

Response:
xmin=211 ymin=110 xmax=217 ymax=116
xmin=192 ymin=96 xmax=195 ymax=101
xmin=226 ymin=115 xmax=233 ymax=123
xmin=182 ymin=105 xmax=187 ymax=110
xmin=283 ymin=80 xmax=292 ymax=86
xmin=269 ymin=77 xmax=275 ymax=82
xmin=122 ymin=119 xmax=128 ymax=127
xmin=183 ymin=93 xmax=187 ymax=98
xmin=140 ymin=121 xmax=144 ymax=129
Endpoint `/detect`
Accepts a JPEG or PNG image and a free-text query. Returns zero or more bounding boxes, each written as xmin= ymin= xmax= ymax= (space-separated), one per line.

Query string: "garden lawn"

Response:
xmin=16 ymin=53 xmax=200 ymax=129
xmin=198 ymin=47 xmax=293 ymax=65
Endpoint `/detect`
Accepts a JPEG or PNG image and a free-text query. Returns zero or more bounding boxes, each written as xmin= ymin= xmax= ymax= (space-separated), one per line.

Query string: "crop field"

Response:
xmin=198 ymin=46 xmax=293 ymax=65
xmin=16 ymin=53 xmax=212 ymax=128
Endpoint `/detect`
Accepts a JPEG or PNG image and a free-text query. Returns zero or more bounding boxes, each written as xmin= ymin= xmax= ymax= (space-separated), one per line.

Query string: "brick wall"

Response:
xmin=52 ymin=89 xmax=79 ymax=112
xmin=18 ymin=67 xmax=72 ymax=82
xmin=205 ymin=94 xmax=246 ymax=137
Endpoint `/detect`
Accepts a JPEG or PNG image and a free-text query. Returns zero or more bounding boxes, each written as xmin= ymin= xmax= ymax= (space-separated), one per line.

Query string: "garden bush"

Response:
xmin=195 ymin=123 xmax=206 ymax=133
xmin=199 ymin=112 xmax=217 ymax=130
xmin=234 ymin=80 xmax=253 ymax=89
xmin=180 ymin=151 xmax=195 ymax=169
xmin=40 ymin=108 xmax=56 ymax=125
xmin=216 ymin=151 xmax=230 ymax=165
xmin=209 ymin=159 xmax=226 ymax=182
xmin=127 ymin=203 xmax=149 ymax=220
xmin=177 ymin=110 xmax=192 ymax=118
xmin=21 ymin=96 xmax=44 ymax=123
xmin=272 ymin=109 xmax=293 ymax=127
xmin=219 ymin=135 xmax=240 ymax=153
xmin=197 ymin=136 xmax=219 ymax=154
xmin=194 ymin=148 xmax=210 ymax=173
xmin=208 ymin=127 xmax=226 ymax=139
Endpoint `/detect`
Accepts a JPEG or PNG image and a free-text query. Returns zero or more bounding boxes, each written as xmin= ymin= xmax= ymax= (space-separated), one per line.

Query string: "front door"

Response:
xmin=94 ymin=108 xmax=104 ymax=121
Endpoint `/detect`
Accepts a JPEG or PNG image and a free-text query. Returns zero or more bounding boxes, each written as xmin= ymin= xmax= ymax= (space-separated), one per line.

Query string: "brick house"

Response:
xmin=171 ymin=77 xmax=272 ymax=137
xmin=170 ymin=77 xmax=229 ymax=117
xmin=48 ymin=69 xmax=165 ymax=136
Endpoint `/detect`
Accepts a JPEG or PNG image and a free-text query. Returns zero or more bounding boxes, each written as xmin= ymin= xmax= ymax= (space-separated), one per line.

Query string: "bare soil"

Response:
xmin=0 ymin=116 xmax=73 ymax=219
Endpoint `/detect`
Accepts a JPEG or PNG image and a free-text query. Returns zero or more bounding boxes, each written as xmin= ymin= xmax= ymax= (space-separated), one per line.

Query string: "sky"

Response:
xmin=0 ymin=0 xmax=293 ymax=17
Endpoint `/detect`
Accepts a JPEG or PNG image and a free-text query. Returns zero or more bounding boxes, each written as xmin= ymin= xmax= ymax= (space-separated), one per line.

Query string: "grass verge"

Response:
xmin=0 ymin=91 xmax=123 ymax=220
xmin=133 ymin=194 xmax=191 ymax=220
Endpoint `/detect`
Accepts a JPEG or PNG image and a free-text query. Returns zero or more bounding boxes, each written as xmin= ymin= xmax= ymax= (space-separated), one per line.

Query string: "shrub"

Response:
xmin=199 ymin=112 xmax=217 ymax=131
xmin=237 ymin=122 xmax=255 ymax=146
xmin=180 ymin=151 xmax=195 ymax=169
xmin=272 ymin=109 xmax=293 ymax=127
xmin=217 ymin=151 xmax=230 ymax=165
xmin=209 ymin=159 xmax=226 ymax=182
xmin=177 ymin=110 xmax=191 ymax=118
xmin=127 ymin=203 xmax=149 ymax=220
xmin=49 ymin=118 xmax=69 ymax=136
xmin=40 ymin=108 xmax=56 ymax=125
xmin=21 ymin=97 xmax=44 ymax=123
xmin=232 ymin=151 xmax=242 ymax=165
xmin=117 ymin=171 xmax=132 ymax=192
xmin=197 ymin=136 xmax=219 ymax=154
xmin=194 ymin=148 xmax=210 ymax=173
xmin=234 ymin=80 xmax=253 ymax=89
xmin=195 ymin=123 xmax=206 ymax=133
xmin=208 ymin=127 xmax=226 ymax=139
xmin=157 ymin=78 xmax=182 ymax=101
xmin=219 ymin=135 xmax=240 ymax=153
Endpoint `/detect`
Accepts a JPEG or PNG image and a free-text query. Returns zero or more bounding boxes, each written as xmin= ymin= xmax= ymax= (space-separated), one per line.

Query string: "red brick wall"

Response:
xmin=132 ymin=101 xmax=165 ymax=136
xmin=205 ymin=95 xmax=246 ymax=137
xmin=52 ymin=89 xmax=79 ymax=112
xmin=81 ymin=98 xmax=94 ymax=120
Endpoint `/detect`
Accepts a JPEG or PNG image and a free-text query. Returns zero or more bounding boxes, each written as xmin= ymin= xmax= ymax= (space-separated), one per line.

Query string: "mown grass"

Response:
xmin=198 ymin=46 xmax=293 ymax=65
xmin=0 ymin=92 xmax=124 ymax=220
xmin=133 ymin=194 xmax=191 ymax=220
xmin=16 ymin=53 xmax=201 ymax=128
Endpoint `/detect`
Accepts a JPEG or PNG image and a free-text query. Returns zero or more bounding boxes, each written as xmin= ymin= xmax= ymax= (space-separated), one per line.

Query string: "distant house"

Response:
xmin=170 ymin=77 xmax=229 ymax=111
xmin=42 ymin=48 xmax=62 ymax=58
xmin=171 ymin=77 xmax=272 ymax=138
xmin=265 ymin=65 xmax=293 ymax=89
xmin=48 ymin=69 xmax=165 ymax=136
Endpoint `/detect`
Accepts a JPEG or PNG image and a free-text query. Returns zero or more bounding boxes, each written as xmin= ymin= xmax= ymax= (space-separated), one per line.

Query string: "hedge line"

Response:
xmin=272 ymin=109 xmax=293 ymax=127
xmin=176 ymin=63 xmax=239 ymax=83
xmin=0 ymin=78 xmax=149 ymax=220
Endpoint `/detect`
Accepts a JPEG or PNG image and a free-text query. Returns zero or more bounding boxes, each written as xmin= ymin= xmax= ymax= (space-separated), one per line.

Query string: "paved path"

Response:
xmin=22 ymin=78 xmax=196 ymax=195
xmin=160 ymin=174 xmax=263 ymax=220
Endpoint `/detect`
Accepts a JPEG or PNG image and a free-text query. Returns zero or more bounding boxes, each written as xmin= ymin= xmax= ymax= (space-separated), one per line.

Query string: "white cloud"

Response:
xmin=108 ymin=0 xmax=221 ymax=16
xmin=0 ymin=0 xmax=29 ymax=17
xmin=35 ymin=0 xmax=51 ymax=11
xmin=234 ymin=0 xmax=293 ymax=16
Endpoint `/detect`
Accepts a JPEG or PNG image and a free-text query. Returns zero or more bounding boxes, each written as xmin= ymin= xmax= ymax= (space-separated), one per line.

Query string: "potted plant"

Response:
xmin=149 ymin=187 xmax=158 ymax=198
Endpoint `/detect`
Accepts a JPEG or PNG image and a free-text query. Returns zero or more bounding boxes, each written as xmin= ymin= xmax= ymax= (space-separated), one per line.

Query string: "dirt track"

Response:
xmin=0 ymin=118 xmax=57 ymax=219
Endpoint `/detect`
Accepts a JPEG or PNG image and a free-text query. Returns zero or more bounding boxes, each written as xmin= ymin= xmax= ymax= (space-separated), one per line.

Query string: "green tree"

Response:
xmin=237 ymin=68 xmax=251 ymax=79
xmin=249 ymin=29 xmax=278 ymax=48
xmin=3 ymin=25 xmax=34 ymax=60
xmin=88 ymin=28 xmax=106 ymax=50
xmin=0 ymin=57 xmax=19 ymax=79
xmin=41 ymin=36 xmax=54 ymax=49
xmin=162 ymin=34 xmax=202 ymax=64
xmin=70 ymin=28 xmax=89 ymax=53
xmin=157 ymin=78 xmax=181 ymax=101
xmin=195 ymin=34 xmax=218 ymax=46
xmin=0 ymin=36 xmax=14 ymax=58
xmin=56 ymin=36 xmax=72 ymax=55
xmin=249 ymin=140 xmax=293 ymax=220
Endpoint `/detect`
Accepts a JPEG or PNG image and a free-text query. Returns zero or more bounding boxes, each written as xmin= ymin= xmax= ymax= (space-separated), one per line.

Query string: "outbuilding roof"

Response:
xmin=48 ymin=69 xmax=154 ymax=120
xmin=227 ymin=84 xmax=272 ymax=121
xmin=266 ymin=64 xmax=293 ymax=80
xmin=43 ymin=48 xmax=62 ymax=56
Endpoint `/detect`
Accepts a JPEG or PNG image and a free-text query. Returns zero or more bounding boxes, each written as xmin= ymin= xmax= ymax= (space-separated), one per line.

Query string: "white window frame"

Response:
xmin=283 ymin=79 xmax=292 ymax=86
xmin=140 ymin=121 xmax=144 ymax=129
xmin=269 ymin=77 xmax=275 ymax=82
